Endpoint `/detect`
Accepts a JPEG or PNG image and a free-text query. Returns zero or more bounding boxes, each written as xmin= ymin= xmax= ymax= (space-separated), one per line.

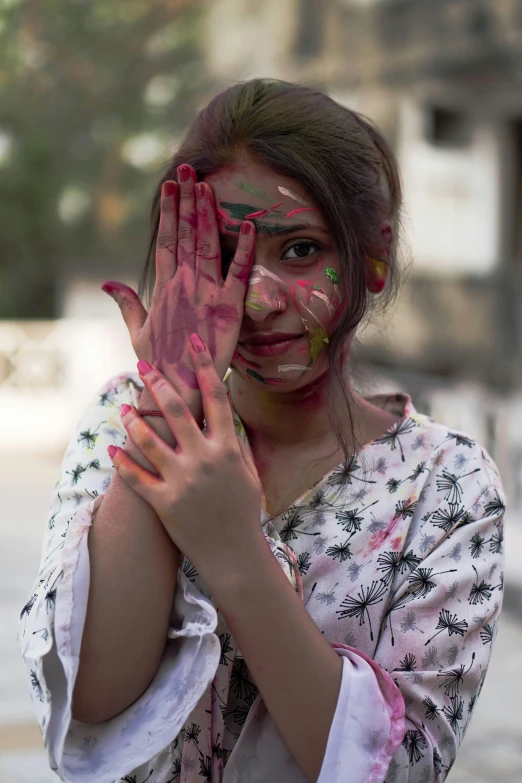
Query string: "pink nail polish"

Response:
xmin=189 ymin=333 xmax=206 ymax=353
xmin=108 ymin=445 xmax=117 ymax=458
xmin=120 ymin=403 xmax=131 ymax=416
xmin=240 ymin=221 xmax=252 ymax=235
xmin=163 ymin=181 xmax=176 ymax=197
xmin=177 ymin=165 xmax=190 ymax=183
xmin=137 ymin=360 xmax=153 ymax=375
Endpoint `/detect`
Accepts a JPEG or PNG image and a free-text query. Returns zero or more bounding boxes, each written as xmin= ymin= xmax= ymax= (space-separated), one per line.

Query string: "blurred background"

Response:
xmin=1 ymin=0 xmax=521 ymax=780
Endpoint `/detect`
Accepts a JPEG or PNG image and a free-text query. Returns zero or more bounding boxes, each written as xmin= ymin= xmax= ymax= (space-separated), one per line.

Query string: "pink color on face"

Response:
xmin=296 ymin=279 xmax=314 ymax=304
xmin=233 ymin=350 xmax=262 ymax=369
xmin=286 ymin=207 xmax=320 ymax=219
xmin=245 ymin=209 xmax=267 ymax=219
xmin=288 ymin=285 xmax=299 ymax=309
xmin=269 ymin=201 xmax=282 ymax=210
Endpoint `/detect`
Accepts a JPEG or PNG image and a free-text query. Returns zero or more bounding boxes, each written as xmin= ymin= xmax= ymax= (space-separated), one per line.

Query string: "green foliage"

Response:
xmin=0 ymin=0 xmax=211 ymax=317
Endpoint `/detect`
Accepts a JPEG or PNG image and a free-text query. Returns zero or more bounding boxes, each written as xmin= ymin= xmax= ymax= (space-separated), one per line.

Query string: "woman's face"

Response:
xmin=203 ymin=157 xmax=346 ymax=392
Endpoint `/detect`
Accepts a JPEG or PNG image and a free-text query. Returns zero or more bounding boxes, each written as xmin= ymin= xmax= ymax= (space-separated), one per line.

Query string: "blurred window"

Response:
xmin=425 ymin=106 xmax=472 ymax=148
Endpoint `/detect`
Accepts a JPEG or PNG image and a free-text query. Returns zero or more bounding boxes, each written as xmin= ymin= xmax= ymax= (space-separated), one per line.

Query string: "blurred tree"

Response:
xmin=0 ymin=0 xmax=210 ymax=318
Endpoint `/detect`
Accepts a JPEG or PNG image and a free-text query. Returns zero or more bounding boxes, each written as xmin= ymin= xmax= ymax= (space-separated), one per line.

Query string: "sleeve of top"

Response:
xmin=18 ymin=373 xmax=221 ymax=783
xmin=372 ymin=442 xmax=506 ymax=783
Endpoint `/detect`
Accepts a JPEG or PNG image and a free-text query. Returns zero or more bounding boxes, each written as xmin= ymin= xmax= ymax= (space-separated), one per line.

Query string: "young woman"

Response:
xmin=20 ymin=79 xmax=505 ymax=783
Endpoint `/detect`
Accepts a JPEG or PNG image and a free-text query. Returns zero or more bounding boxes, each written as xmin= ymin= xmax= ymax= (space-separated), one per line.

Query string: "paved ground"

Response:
xmin=1 ymin=451 xmax=521 ymax=782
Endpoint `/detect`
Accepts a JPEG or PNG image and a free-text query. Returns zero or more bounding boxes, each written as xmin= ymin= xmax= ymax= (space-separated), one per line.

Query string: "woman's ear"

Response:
xmin=365 ymin=221 xmax=392 ymax=294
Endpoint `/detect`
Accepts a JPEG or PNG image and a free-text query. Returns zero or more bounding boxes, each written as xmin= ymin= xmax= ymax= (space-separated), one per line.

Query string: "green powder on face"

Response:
xmin=224 ymin=222 xmax=295 ymax=235
xmin=245 ymin=301 xmax=265 ymax=311
xmin=325 ymin=267 xmax=339 ymax=285
xmin=235 ymin=182 xmax=267 ymax=198
xmin=246 ymin=368 xmax=266 ymax=383
xmin=221 ymin=201 xmax=259 ymax=221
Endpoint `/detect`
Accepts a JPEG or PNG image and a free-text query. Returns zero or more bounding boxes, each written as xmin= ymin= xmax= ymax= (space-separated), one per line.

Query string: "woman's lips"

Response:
xmin=240 ymin=335 xmax=302 ymax=357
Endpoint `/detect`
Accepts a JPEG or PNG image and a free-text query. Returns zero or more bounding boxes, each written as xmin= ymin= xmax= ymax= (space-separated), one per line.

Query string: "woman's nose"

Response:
xmin=244 ymin=275 xmax=286 ymax=322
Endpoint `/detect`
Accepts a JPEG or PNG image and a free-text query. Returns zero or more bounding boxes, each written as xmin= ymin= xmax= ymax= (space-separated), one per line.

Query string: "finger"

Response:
xmin=176 ymin=164 xmax=197 ymax=269
xmin=101 ymin=281 xmax=147 ymax=340
xmin=107 ymin=444 xmax=162 ymax=503
xmin=155 ymin=180 xmax=178 ymax=290
xmin=188 ymin=333 xmax=234 ymax=439
xmin=119 ymin=404 xmax=174 ymax=475
xmin=136 ymin=361 xmax=203 ymax=449
xmin=223 ymin=221 xmax=256 ymax=295
xmin=195 ymin=182 xmax=222 ymax=285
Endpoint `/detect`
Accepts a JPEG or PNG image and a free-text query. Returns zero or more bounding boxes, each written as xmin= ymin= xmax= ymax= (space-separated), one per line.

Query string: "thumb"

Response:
xmin=101 ymin=280 xmax=148 ymax=339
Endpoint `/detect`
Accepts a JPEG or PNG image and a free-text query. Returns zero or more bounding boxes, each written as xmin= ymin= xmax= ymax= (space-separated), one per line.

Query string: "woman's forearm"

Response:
xmin=210 ymin=541 xmax=344 ymax=783
xmin=72 ymin=411 xmax=181 ymax=724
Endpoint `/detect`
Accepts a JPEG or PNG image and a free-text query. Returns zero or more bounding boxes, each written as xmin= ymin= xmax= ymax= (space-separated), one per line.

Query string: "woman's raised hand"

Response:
xmin=102 ymin=163 xmax=255 ymax=415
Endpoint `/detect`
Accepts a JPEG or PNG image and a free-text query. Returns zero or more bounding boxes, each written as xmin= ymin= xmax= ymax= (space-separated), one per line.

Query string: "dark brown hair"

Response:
xmin=139 ymin=78 xmax=403 ymax=462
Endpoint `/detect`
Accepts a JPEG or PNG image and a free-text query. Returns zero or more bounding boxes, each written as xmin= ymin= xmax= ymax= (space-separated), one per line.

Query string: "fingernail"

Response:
xmin=137 ymin=359 xmax=153 ymax=375
xmin=163 ymin=180 xmax=176 ymax=197
xmin=189 ymin=333 xmax=206 ymax=353
xmin=101 ymin=282 xmax=119 ymax=297
xmin=108 ymin=445 xmax=117 ymax=458
xmin=178 ymin=164 xmax=190 ymax=183
xmin=195 ymin=182 xmax=205 ymax=200
xmin=120 ymin=403 xmax=131 ymax=416
xmin=240 ymin=221 xmax=252 ymax=235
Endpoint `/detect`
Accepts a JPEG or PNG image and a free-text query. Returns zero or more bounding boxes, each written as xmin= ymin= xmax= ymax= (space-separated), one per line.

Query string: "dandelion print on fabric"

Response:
xmin=19 ymin=375 xmax=505 ymax=783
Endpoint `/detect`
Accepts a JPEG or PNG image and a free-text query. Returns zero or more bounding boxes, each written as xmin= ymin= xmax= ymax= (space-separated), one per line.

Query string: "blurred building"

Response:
xmin=204 ymin=0 xmax=522 ymax=392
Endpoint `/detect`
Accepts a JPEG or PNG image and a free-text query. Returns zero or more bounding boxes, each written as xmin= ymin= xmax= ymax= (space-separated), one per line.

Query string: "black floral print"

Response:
xmin=18 ymin=377 xmax=505 ymax=782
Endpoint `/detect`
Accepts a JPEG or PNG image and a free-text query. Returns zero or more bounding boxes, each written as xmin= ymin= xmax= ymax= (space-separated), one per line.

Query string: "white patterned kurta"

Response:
xmin=19 ymin=373 xmax=505 ymax=783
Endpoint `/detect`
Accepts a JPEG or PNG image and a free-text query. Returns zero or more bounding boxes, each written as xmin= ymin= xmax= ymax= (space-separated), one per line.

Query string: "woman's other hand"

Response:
xmin=108 ymin=334 xmax=265 ymax=589
xmin=101 ymin=164 xmax=255 ymax=416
